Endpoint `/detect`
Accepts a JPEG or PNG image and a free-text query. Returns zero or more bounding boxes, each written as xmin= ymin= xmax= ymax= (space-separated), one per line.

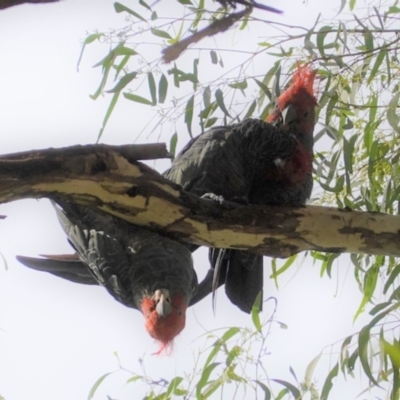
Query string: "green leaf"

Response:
xmin=151 ymin=28 xmax=172 ymax=39
xmin=77 ymin=33 xmax=103 ymax=71
xmin=354 ymin=264 xmax=380 ymax=321
xmin=244 ymin=100 xmax=256 ymax=119
xmin=139 ymin=0 xmax=151 ymax=10
xmin=304 ymin=352 xmax=322 ymax=386
xmin=116 ymin=46 xmax=139 ymax=58
xmin=226 ymin=347 xmax=241 ymax=367
xmin=203 ymin=327 xmax=240 ymax=370
xmin=185 ymin=95 xmax=195 ymax=138
xmin=210 ymin=50 xmax=218 ymax=64
xmin=196 ymin=363 xmax=221 ymax=399
xmin=114 ymin=55 xmax=130 ymax=77
xmin=319 ymin=175 xmax=344 ymax=193
xmin=215 ymin=89 xmax=231 ymax=117
xmin=251 ymin=291 xmax=262 ymax=332
xmin=388 ymin=6 xmax=400 ymax=13
xmin=169 ymin=132 xmax=178 ymax=157
xmin=363 ymin=28 xmax=374 ymax=51
xmin=254 ymin=78 xmax=271 ymax=100
xmin=316 ymin=26 xmax=332 ymax=57
xmin=158 ymin=74 xmax=168 ymax=104
xmin=205 ymin=117 xmax=218 ymax=128
xmin=275 ymin=389 xmax=289 ymax=400
xmin=368 ymin=49 xmax=386 ymax=84
xmin=358 ymin=326 xmax=379 ymax=386
xmin=387 ymin=93 xmax=400 ymax=135
xmin=228 ymin=80 xmax=248 ymax=91
xmin=106 ymin=71 xmax=137 ymax=93
xmin=126 ymin=375 xmax=143 ymax=384
xmin=369 ymin=302 xmax=392 ymax=316
xmin=203 ymin=86 xmax=211 ymax=108
xmin=271 ymin=65 xmax=281 ymax=99
xmin=347 ymin=348 xmax=359 ymax=372
xmin=340 ymin=335 xmax=353 ymax=374
xmin=254 ymin=381 xmax=271 ymax=400
xmin=193 ymin=0 xmax=204 ymax=29
xmin=320 ymin=363 xmax=339 ymax=400
xmin=269 ymin=255 xmax=297 ymax=279
xmin=199 ymin=103 xmax=217 ymax=119
xmin=97 ymin=92 xmax=120 ymax=142
xmin=349 ymin=0 xmax=356 ymax=10
xmin=114 ymin=2 xmax=147 ymax=22
xmin=272 ymin=379 xmax=301 ymax=399
xmin=148 ymin=72 xmax=157 ymax=105
xmin=384 ymin=264 xmax=400 ymax=294
xmin=88 ymin=373 xmax=112 ymax=399
xmin=165 ymin=376 xmax=184 ymax=398
xmin=123 ymin=93 xmax=153 ymax=105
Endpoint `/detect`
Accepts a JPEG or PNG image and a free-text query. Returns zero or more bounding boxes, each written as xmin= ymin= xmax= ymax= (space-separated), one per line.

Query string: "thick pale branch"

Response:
xmin=1 ymin=144 xmax=400 ymax=258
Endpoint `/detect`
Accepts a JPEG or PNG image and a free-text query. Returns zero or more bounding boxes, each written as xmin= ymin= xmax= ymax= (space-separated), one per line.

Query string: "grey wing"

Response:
xmin=164 ymin=125 xmax=248 ymax=199
xmin=54 ymin=204 xmax=137 ymax=309
xmin=16 ymin=254 xmax=97 ymax=285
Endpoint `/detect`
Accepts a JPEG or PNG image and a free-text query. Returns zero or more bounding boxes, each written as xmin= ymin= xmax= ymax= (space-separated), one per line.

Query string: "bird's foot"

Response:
xmin=201 ymin=193 xmax=225 ymax=205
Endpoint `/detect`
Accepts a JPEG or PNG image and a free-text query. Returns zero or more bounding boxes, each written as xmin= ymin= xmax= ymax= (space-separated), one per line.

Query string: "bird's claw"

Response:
xmin=201 ymin=193 xmax=225 ymax=205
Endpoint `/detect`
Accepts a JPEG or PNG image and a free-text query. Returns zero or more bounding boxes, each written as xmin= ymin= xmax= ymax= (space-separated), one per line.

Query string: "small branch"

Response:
xmin=162 ymin=8 xmax=251 ymax=63
xmin=0 ymin=142 xmax=171 ymax=162
xmin=0 ymin=0 xmax=58 ymax=9
xmin=1 ymin=144 xmax=400 ymax=259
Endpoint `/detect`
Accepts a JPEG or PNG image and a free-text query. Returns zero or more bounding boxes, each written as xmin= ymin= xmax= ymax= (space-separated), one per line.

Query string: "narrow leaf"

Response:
xmin=114 ymin=2 xmax=147 ymax=22
xmin=158 ymin=74 xmax=168 ymax=103
xmin=106 ymin=71 xmax=137 ymax=93
xmin=272 ymin=379 xmax=301 ymax=399
xmin=251 ymin=291 xmax=262 ymax=332
xmin=304 ymin=352 xmax=322 ymax=385
xmin=151 ymin=28 xmax=172 ymax=39
xmin=88 ymin=373 xmax=112 ymax=399
xmin=148 ymin=72 xmax=157 ymax=105
xmin=254 ymin=380 xmax=271 ymax=400
xmin=210 ymin=50 xmax=218 ymax=64
xmin=196 ymin=363 xmax=221 ymax=399
xmin=185 ymin=95 xmax=195 ymax=138
xmin=97 ymin=92 xmax=120 ymax=142
xmin=123 ymin=93 xmax=153 ymax=105
xmin=387 ymin=93 xmax=400 ymax=134
xmin=169 ymin=133 xmax=178 ymax=157
xmin=384 ymin=264 xmax=400 ymax=294
xmin=215 ymin=89 xmax=231 ymax=117
xmin=368 ymin=49 xmax=386 ymax=84
xmin=320 ymin=363 xmax=339 ymax=400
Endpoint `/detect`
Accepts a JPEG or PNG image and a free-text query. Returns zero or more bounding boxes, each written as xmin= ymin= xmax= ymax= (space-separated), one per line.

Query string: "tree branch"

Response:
xmin=1 ymin=144 xmax=400 ymax=258
xmin=0 ymin=0 xmax=58 ymax=9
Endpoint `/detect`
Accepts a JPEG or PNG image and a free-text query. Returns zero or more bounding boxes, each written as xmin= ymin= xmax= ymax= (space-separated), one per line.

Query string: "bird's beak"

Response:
xmin=153 ymin=289 xmax=172 ymax=317
xmin=281 ymin=104 xmax=297 ymax=126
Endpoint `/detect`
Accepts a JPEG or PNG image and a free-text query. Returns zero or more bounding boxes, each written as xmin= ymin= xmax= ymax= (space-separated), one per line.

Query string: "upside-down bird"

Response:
xmin=164 ymin=64 xmax=318 ymax=313
xmin=17 ymin=201 xmax=197 ymax=353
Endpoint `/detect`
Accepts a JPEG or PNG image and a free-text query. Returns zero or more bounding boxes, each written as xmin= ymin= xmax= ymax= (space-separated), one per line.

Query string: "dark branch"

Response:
xmin=0 ymin=0 xmax=58 ymax=10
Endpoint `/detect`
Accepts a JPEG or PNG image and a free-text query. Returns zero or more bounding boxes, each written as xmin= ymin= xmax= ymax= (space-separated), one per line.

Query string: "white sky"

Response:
xmin=0 ymin=1 xmax=383 ymax=399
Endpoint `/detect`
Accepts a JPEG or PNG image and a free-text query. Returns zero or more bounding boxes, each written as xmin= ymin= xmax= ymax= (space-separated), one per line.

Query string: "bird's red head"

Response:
xmin=141 ymin=289 xmax=188 ymax=354
xmin=266 ymin=64 xmax=318 ymax=134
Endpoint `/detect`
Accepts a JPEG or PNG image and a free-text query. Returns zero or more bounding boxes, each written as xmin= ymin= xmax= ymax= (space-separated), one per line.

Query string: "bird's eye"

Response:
xmin=304 ymin=112 xmax=309 ymax=117
xmin=178 ymin=311 xmax=182 ymax=316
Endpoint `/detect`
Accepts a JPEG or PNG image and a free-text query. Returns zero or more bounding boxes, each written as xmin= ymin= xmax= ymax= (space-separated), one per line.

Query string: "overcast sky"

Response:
xmin=0 ymin=1 xmax=381 ymax=399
